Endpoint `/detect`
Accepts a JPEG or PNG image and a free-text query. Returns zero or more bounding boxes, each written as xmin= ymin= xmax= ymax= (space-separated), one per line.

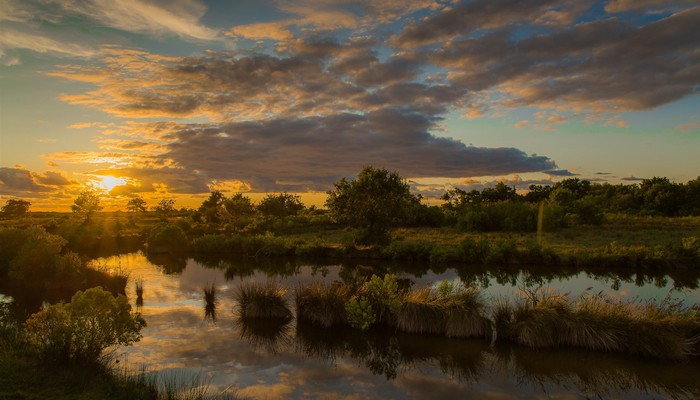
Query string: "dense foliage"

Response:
xmin=24 ymin=287 xmax=146 ymax=363
xmin=325 ymin=166 xmax=424 ymax=243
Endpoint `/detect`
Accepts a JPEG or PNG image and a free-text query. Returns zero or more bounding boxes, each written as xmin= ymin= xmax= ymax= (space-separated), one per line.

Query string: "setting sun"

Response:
xmin=94 ymin=176 xmax=127 ymax=192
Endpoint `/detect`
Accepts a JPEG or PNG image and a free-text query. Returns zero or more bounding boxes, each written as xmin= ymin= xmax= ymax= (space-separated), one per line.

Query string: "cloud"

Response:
xmin=605 ymin=0 xmax=696 ymax=13
xmin=544 ymin=169 xmax=579 ymax=177
xmin=0 ymin=27 xmax=98 ymax=59
xmin=159 ymin=112 xmax=556 ymax=192
xmin=35 ymin=171 xmax=74 ymax=186
xmin=621 ymin=176 xmax=644 ymax=181
xmin=0 ymin=0 xmax=217 ymax=64
xmin=0 ymin=167 xmax=80 ymax=197
xmin=393 ymin=0 xmax=590 ymax=48
xmin=412 ymin=5 xmax=700 ymax=116
xmin=229 ymin=21 xmax=294 ymax=41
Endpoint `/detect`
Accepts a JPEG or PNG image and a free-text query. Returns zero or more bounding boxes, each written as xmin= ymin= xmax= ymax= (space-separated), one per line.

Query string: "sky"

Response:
xmin=1 ymin=0 xmax=699 ymax=211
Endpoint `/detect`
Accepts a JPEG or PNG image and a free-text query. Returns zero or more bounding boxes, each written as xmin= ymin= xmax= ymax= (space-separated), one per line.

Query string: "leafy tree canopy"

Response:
xmin=125 ymin=196 xmax=147 ymax=212
xmin=257 ymin=192 xmax=304 ymax=218
xmin=1 ymin=199 xmax=31 ymax=218
xmin=71 ymin=190 xmax=103 ymax=221
xmin=326 ymin=166 xmax=420 ymax=243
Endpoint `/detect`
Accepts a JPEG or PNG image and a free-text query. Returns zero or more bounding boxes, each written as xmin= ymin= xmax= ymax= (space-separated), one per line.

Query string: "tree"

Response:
xmin=480 ymin=182 xmax=519 ymax=203
xmin=524 ymin=185 xmax=552 ymax=203
xmin=71 ymin=190 xmax=103 ymax=221
xmin=257 ymin=193 xmax=305 ymax=218
xmin=24 ymin=287 xmax=146 ymax=363
xmin=153 ymin=199 xmax=176 ymax=221
xmin=326 ymin=166 xmax=420 ymax=244
xmin=125 ymin=196 xmax=147 ymax=213
xmin=1 ymin=199 xmax=31 ymax=218
xmin=223 ymin=193 xmax=255 ymax=218
xmin=198 ymin=191 xmax=226 ymax=223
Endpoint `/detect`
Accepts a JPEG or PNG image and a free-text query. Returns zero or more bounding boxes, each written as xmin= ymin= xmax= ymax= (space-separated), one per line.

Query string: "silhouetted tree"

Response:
xmin=257 ymin=193 xmax=304 ymax=218
xmin=71 ymin=190 xmax=103 ymax=222
xmin=153 ymin=199 xmax=176 ymax=221
xmin=524 ymin=185 xmax=552 ymax=203
xmin=1 ymin=199 xmax=31 ymax=218
xmin=224 ymin=193 xmax=255 ymax=218
xmin=126 ymin=196 xmax=147 ymax=213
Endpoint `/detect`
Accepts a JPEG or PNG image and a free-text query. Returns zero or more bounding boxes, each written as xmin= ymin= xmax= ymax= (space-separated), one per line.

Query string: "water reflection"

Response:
xmin=203 ymin=284 xmax=217 ymax=322
xmin=289 ymin=323 xmax=700 ymax=398
xmin=237 ymin=318 xmax=293 ymax=354
xmin=4 ymin=251 xmax=699 ymax=399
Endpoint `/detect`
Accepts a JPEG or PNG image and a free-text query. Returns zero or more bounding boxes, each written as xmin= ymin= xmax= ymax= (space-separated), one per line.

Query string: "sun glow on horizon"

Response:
xmin=92 ymin=176 xmax=128 ymax=192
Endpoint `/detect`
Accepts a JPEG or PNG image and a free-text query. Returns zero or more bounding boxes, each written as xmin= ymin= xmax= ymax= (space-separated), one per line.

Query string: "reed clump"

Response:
xmin=396 ymin=281 xmax=490 ymax=338
xmin=495 ymin=288 xmax=700 ymax=359
xmin=295 ymin=281 xmax=352 ymax=327
xmin=235 ymin=280 xmax=292 ymax=320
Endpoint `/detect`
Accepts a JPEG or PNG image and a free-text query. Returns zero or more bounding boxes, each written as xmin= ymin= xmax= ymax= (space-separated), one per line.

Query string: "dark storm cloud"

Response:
xmin=162 ymin=111 xmax=556 ymax=192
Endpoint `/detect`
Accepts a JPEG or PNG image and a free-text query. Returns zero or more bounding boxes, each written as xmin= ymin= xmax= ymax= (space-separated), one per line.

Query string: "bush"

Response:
xmin=24 ymin=287 xmax=145 ymax=364
xmin=147 ymin=223 xmax=188 ymax=253
xmin=345 ymin=298 xmax=375 ymax=331
xmin=459 ymin=236 xmax=490 ymax=264
xmin=381 ymin=241 xmax=432 ymax=261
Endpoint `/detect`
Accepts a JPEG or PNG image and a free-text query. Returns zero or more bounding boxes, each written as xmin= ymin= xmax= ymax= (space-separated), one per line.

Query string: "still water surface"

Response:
xmin=91 ymin=252 xmax=700 ymax=399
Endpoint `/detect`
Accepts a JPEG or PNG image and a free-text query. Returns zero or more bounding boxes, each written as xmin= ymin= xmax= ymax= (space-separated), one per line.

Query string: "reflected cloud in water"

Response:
xmin=88 ymin=252 xmax=700 ymax=399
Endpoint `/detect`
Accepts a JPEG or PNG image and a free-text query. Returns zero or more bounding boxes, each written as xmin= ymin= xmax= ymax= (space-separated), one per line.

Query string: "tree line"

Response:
xmin=2 ymin=167 xmax=699 ymax=244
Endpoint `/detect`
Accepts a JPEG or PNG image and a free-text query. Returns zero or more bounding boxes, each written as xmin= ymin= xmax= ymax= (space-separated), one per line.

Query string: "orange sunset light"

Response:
xmin=91 ymin=176 xmax=128 ymax=192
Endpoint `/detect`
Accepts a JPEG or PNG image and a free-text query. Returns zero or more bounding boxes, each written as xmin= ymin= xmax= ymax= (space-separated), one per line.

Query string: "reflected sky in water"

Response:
xmin=98 ymin=252 xmax=699 ymax=399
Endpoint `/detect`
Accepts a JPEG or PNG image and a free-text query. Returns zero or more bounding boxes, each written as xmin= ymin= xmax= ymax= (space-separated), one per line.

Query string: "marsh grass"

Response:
xmin=396 ymin=281 xmax=490 ymax=338
xmin=497 ymin=287 xmax=700 ymax=359
xmin=235 ymin=280 xmax=292 ymax=320
xmin=295 ymin=281 xmax=351 ymax=327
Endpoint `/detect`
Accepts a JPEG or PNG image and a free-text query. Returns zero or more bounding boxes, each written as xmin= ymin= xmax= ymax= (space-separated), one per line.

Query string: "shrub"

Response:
xmin=24 ymin=287 xmax=146 ymax=364
xmin=345 ymin=298 xmax=375 ymax=330
xmin=459 ymin=236 xmax=490 ymax=264
xmin=191 ymin=234 xmax=230 ymax=253
xmin=381 ymin=241 xmax=432 ymax=261
xmin=147 ymin=223 xmax=188 ymax=253
xmin=484 ymin=238 xmax=517 ymax=265
xmin=361 ymin=274 xmax=403 ymax=325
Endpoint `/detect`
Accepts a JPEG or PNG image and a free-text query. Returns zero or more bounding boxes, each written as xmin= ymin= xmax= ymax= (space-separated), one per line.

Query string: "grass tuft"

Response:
xmin=295 ymin=281 xmax=351 ymax=327
xmin=235 ymin=280 xmax=292 ymax=320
